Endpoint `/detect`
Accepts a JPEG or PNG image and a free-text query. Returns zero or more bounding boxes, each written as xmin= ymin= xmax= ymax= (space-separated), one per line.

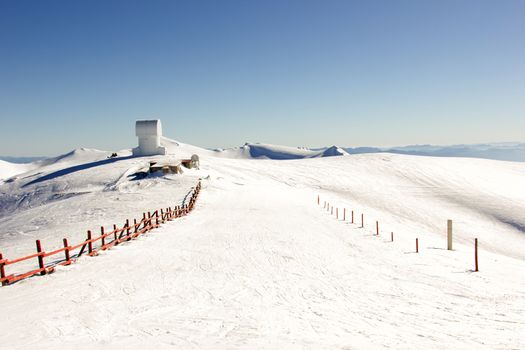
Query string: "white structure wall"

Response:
xmin=132 ymin=119 xmax=167 ymax=156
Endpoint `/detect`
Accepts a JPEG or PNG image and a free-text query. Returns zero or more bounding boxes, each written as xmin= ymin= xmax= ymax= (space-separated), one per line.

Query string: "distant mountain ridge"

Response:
xmin=0 ymin=156 xmax=47 ymax=164
xmin=342 ymin=142 xmax=525 ymax=162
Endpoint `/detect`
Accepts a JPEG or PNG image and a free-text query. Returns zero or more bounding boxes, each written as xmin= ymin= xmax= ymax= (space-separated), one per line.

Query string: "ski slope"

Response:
xmin=1 ymin=144 xmax=525 ymax=349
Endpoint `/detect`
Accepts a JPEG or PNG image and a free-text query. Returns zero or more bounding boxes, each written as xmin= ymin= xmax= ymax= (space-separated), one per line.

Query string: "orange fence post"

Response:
xmin=0 ymin=253 xmax=6 ymax=285
xmin=36 ymin=240 xmax=45 ymax=275
xmin=100 ymin=226 xmax=105 ymax=247
xmin=113 ymin=224 xmax=118 ymax=244
xmin=475 ymin=238 xmax=479 ymax=272
xmin=87 ymin=231 xmax=93 ymax=255
xmin=126 ymin=219 xmax=131 ymax=236
xmin=63 ymin=238 xmax=70 ymax=264
xmin=416 ymin=238 xmax=419 ymax=253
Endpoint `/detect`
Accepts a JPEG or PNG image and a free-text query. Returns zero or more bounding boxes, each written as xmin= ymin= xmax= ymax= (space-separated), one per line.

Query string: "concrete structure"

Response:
xmin=132 ymin=119 xmax=167 ymax=156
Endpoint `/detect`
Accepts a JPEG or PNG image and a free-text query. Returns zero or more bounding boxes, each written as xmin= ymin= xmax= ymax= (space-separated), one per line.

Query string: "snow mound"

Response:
xmin=38 ymin=148 xmax=110 ymax=167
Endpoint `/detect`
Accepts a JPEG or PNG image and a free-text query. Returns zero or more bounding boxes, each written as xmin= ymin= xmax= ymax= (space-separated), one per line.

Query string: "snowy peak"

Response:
xmin=317 ymin=146 xmax=349 ymax=157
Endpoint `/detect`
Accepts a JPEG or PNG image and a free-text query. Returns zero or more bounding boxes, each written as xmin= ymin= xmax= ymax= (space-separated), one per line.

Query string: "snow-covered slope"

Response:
xmin=1 ymin=145 xmax=524 ymax=348
xmin=0 ymin=147 xmax=202 ymax=266
xmin=0 ymin=159 xmax=34 ymax=181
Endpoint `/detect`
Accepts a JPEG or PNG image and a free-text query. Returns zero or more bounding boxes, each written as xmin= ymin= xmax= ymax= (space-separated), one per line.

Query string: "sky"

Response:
xmin=0 ymin=0 xmax=524 ymax=156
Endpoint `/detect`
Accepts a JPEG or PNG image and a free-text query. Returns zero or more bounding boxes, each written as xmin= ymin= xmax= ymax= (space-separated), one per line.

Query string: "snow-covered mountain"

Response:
xmin=1 ymin=140 xmax=525 ymax=348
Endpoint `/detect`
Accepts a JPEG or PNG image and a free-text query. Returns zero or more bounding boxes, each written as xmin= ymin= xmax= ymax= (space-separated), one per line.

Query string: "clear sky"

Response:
xmin=1 ymin=0 xmax=524 ymax=156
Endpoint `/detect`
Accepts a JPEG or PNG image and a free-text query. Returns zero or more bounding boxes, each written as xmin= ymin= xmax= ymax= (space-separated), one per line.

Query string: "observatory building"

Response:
xmin=132 ymin=119 xmax=167 ymax=156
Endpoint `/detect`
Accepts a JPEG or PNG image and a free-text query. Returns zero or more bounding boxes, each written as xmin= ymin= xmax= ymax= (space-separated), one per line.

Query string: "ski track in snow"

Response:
xmin=0 ymin=147 xmax=525 ymax=349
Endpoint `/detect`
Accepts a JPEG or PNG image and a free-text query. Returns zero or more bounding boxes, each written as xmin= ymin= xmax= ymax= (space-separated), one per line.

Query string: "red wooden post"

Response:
xmin=113 ymin=224 xmax=118 ymax=243
xmin=0 ymin=252 xmax=6 ymax=285
xmin=343 ymin=208 xmax=346 ymax=221
xmin=63 ymin=238 xmax=70 ymax=264
xmin=134 ymin=219 xmax=137 ymax=233
xmin=391 ymin=232 xmax=394 ymax=242
xmin=475 ymin=238 xmax=479 ymax=272
xmin=156 ymin=210 xmax=159 ymax=226
xmin=36 ymin=239 xmax=46 ymax=275
xmin=161 ymin=208 xmax=164 ymax=222
xmin=416 ymin=238 xmax=419 ymax=253
xmin=361 ymin=214 xmax=364 ymax=228
xmin=376 ymin=221 xmax=379 ymax=235
xmin=351 ymin=210 xmax=354 ymax=224
xmin=148 ymin=212 xmax=152 ymax=230
xmin=87 ymin=231 xmax=93 ymax=255
xmin=100 ymin=226 xmax=105 ymax=247
xmin=126 ymin=219 xmax=131 ymax=236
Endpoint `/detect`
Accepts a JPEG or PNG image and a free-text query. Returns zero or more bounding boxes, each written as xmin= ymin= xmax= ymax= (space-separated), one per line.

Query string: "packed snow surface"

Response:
xmin=1 ymin=141 xmax=525 ymax=349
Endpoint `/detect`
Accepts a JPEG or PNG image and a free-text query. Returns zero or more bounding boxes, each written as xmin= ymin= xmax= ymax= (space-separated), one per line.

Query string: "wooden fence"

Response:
xmin=0 ymin=181 xmax=202 ymax=286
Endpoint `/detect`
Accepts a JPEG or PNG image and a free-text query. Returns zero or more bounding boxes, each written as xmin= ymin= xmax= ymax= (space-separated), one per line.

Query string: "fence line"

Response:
xmin=0 ymin=181 xmax=202 ymax=286
xmin=316 ymin=194 xmax=479 ymax=272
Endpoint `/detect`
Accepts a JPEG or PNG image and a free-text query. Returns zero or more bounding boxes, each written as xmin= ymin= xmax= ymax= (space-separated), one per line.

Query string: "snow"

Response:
xmin=158 ymin=138 xmax=350 ymax=160
xmin=0 ymin=159 xmax=34 ymax=181
xmin=1 ymin=143 xmax=525 ymax=348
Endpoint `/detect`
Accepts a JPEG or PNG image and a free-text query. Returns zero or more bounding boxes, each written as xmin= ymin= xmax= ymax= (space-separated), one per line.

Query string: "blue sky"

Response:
xmin=0 ymin=0 xmax=524 ymax=156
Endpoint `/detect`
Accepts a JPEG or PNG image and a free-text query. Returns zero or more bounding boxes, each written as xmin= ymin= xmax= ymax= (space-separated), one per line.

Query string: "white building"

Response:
xmin=132 ymin=119 xmax=167 ymax=156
